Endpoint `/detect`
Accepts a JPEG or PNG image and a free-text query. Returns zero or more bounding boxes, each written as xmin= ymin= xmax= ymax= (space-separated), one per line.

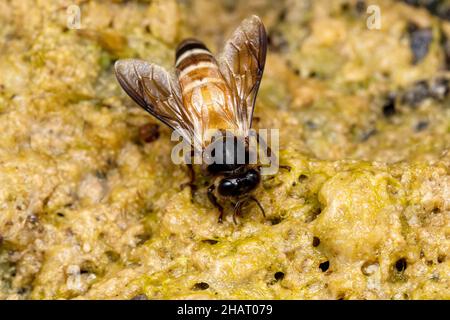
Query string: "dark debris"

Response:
xmin=400 ymin=77 xmax=449 ymax=107
xmin=415 ymin=120 xmax=429 ymax=131
xmin=192 ymin=282 xmax=210 ymax=291
xmin=319 ymin=261 xmax=330 ymax=272
xmin=138 ymin=123 xmax=160 ymax=144
xmin=401 ymin=80 xmax=432 ymax=107
xmin=407 ymin=22 xmax=433 ymax=65
xmin=312 ymin=236 xmax=320 ymax=247
xmin=382 ymin=93 xmax=397 ymax=117
xmin=360 ymin=128 xmax=377 ymax=142
xmin=274 ymin=271 xmax=285 ymax=281
xmin=395 ymin=258 xmax=408 ymax=273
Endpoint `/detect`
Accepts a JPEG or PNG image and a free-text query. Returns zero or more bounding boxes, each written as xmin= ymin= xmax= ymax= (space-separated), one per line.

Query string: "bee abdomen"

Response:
xmin=175 ymin=39 xmax=225 ymax=94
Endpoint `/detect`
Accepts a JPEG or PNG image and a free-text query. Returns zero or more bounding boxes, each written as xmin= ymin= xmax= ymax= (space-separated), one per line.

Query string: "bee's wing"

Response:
xmin=115 ymin=59 xmax=202 ymax=149
xmin=218 ymin=15 xmax=267 ymax=132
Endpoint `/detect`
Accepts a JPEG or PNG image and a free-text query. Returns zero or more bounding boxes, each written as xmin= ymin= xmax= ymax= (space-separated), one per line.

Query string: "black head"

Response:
xmin=217 ymin=169 xmax=260 ymax=197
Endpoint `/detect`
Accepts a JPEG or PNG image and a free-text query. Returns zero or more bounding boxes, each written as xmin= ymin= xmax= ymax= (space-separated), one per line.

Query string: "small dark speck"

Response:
xmin=382 ymin=94 xmax=396 ymax=117
xmin=360 ymin=128 xmax=377 ymax=142
xmin=223 ymin=0 xmax=237 ymax=13
xmin=319 ymin=261 xmax=330 ymax=272
xmin=305 ymin=120 xmax=318 ymax=130
xmin=56 ymin=212 xmax=65 ymax=218
xmin=356 ymin=0 xmax=366 ymax=14
xmin=437 ymin=255 xmax=446 ymax=263
xmin=17 ymin=287 xmax=29 ymax=295
xmin=415 ymin=120 xmax=429 ymax=132
xmin=106 ymin=157 xmax=117 ymax=168
xmin=274 ymin=271 xmax=285 ymax=281
xmin=298 ymin=174 xmax=308 ymax=182
xmin=105 ymin=250 xmax=120 ymax=262
xmin=277 ymin=8 xmax=287 ymax=22
xmin=79 ymin=269 xmax=90 ymax=275
xmin=131 ymin=294 xmax=148 ymax=300
xmin=270 ymin=217 xmax=283 ymax=225
xmin=136 ymin=233 xmax=151 ymax=245
xmin=202 ymin=239 xmax=218 ymax=245
xmin=95 ymin=170 xmax=107 ymax=180
xmin=407 ymin=22 xmax=433 ymax=65
xmin=312 ymin=236 xmax=320 ymax=247
xmin=306 ymin=207 xmax=322 ymax=222
xmin=192 ymin=282 xmax=209 ymax=291
xmin=442 ymin=32 xmax=450 ymax=70
xmin=341 ymin=2 xmax=350 ymax=11
xmin=139 ymin=123 xmax=160 ymax=143
xmin=27 ymin=214 xmax=38 ymax=224
xmin=395 ymin=258 xmax=407 ymax=272
xmin=402 ymin=80 xmax=430 ymax=107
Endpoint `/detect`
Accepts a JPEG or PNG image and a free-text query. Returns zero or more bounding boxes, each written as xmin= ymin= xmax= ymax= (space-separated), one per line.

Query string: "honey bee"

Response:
xmin=115 ymin=16 xmax=276 ymax=223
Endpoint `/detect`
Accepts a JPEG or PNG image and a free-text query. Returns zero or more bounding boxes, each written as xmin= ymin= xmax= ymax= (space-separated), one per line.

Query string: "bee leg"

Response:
xmin=249 ymin=196 xmax=266 ymax=218
xmin=255 ymin=132 xmax=273 ymax=157
xmin=207 ymin=184 xmax=224 ymax=223
xmin=233 ymin=199 xmax=246 ymax=225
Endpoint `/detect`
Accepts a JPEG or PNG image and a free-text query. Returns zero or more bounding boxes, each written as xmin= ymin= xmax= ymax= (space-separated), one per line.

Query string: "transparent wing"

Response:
xmin=218 ymin=15 xmax=267 ymax=132
xmin=114 ymin=59 xmax=202 ymax=149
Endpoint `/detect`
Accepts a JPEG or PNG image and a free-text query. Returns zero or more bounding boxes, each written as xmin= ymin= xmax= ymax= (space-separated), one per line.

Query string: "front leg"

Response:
xmin=207 ymin=184 xmax=224 ymax=223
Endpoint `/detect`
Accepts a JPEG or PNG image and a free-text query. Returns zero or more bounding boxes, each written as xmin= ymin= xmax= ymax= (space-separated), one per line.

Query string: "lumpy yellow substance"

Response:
xmin=0 ymin=0 xmax=449 ymax=299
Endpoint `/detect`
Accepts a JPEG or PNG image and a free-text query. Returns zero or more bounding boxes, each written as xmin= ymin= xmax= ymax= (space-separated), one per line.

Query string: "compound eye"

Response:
xmin=218 ymin=178 xmax=238 ymax=197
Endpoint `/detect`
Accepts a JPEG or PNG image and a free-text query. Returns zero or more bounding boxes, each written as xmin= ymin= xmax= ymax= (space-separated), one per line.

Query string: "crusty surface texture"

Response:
xmin=0 ymin=0 xmax=449 ymax=299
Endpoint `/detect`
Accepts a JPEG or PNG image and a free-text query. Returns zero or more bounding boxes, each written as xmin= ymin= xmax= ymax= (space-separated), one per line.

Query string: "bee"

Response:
xmin=115 ymin=15 xmax=274 ymax=223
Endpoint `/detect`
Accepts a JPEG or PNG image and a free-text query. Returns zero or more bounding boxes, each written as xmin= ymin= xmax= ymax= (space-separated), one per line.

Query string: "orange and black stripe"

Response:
xmin=175 ymin=39 xmax=227 ymax=95
xmin=175 ymin=39 xmax=210 ymax=62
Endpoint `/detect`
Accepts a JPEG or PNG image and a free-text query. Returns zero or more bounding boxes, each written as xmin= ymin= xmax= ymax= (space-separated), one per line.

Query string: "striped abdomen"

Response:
xmin=175 ymin=39 xmax=237 ymax=143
